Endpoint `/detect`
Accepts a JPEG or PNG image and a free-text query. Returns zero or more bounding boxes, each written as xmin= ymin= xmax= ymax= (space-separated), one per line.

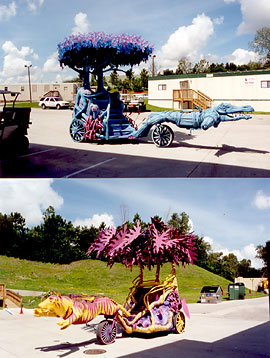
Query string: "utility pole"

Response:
xmin=24 ymin=64 xmax=32 ymax=102
xmin=266 ymin=241 xmax=270 ymax=321
xmin=151 ymin=55 xmax=156 ymax=77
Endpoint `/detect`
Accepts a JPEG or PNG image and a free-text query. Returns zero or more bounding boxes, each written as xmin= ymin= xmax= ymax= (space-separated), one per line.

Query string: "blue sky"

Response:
xmin=0 ymin=0 xmax=269 ymax=83
xmin=0 ymin=178 xmax=269 ymax=268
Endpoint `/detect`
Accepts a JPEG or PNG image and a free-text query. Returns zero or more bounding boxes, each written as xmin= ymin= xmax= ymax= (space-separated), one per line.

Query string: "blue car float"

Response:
xmin=57 ymin=32 xmax=254 ymax=147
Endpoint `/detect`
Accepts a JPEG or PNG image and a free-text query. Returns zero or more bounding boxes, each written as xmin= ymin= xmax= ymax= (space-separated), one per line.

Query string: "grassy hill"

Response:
xmin=0 ymin=255 xmax=263 ymax=308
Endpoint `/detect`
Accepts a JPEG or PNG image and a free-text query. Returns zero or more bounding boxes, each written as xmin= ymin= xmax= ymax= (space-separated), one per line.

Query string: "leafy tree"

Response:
xmin=168 ymin=212 xmax=191 ymax=233
xmin=110 ymin=71 xmax=121 ymax=88
xmin=192 ymin=59 xmax=210 ymax=74
xmin=163 ymin=69 xmax=175 ymax=76
xmin=221 ymin=253 xmax=239 ymax=281
xmin=0 ymin=212 xmax=27 ymax=257
xmin=193 ymin=236 xmax=211 ymax=269
xmin=176 ymin=57 xmax=193 ymax=74
xmin=27 ymin=206 xmax=81 ymax=264
xmin=131 ymin=76 xmax=142 ymax=92
xmin=139 ymin=68 xmax=149 ymax=90
xmin=249 ymin=27 xmax=270 ymax=58
xmin=256 ymin=241 xmax=270 ymax=275
xmin=237 ymin=258 xmax=262 ymax=277
xmin=209 ymin=63 xmax=226 ymax=73
xmin=225 ymin=62 xmax=237 ymax=72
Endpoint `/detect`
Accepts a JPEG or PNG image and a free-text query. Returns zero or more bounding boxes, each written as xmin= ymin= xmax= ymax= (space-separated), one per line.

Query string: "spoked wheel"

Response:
xmin=96 ymin=319 xmax=117 ymax=345
xmin=174 ymin=311 xmax=185 ymax=334
xmin=69 ymin=119 xmax=86 ymax=142
xmin=152 ymin=124 xmax=174 ymax=147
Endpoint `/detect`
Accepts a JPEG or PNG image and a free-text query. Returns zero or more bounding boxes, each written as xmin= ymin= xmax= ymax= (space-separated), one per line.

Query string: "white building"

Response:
xmin=0 ymin=82 xmax=81 ymax=102
xmin=148 ymin=70 xmax=270 ymax=112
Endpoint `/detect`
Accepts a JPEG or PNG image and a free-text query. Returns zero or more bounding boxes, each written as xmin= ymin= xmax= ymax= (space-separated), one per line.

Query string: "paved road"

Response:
xmin=0 ymin=297 xmax=269 ymax=358
xmin=1 ymin=109 xmax=270 ymax=178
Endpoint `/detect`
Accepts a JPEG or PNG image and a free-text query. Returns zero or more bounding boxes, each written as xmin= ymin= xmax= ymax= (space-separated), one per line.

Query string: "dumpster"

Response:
xmin=200 ymin=286 xmax=222 ymax=303
xmin=228 ymin=283 xmax=245 ymax=300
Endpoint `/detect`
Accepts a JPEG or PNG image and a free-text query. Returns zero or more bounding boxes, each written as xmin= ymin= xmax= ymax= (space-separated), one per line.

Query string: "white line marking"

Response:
xmin=17 ymin=148 xmax=56 ymax=158
xmin=63 ymin=157 xmax=116 ymax=178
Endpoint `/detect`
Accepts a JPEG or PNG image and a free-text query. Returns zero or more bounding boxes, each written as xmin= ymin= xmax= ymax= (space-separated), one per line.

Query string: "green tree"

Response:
xmin=168 ymin=212 xmax=191 ymax=233
xmin=256 ymin=241 xmax=270 ymax=275
xmin=139 ymin=68 xmax=149 ymax=89
xmin=208 ymin=251 xmax=224 ymax=276
xmin=176 ymin=57 xmax=193 ymax=74
xmin=163 ymin=69 xmax=174 ymax=76
xmin=27 ymin=206 xmax=81 ymax=264
xmin=110 ymin=71 xmax=121 ymax=89
xmin=221 ymin=253 xmax=239 ymax=281
xmin=192 ymin=59 xmax=210 ymax=74
xmin=225 ymin=62 xmax=237 ymax=71
xmin=209 ymin=63 xmax=226 ymax=73
xmin=0 ymin=212 xmax=27 ymax=257
xmin=193 ymin=236 xmax=211 ymax=269
xmin=249 ymin=27 xmax=270 ymax=58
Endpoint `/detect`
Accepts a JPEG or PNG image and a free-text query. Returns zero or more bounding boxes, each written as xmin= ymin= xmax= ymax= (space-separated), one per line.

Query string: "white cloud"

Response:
xmin=214 ymin=16 xmax=224 ymax=25
xmin=72 ymin=12 xmax=90 ymax=35
xmin=254 ymin=190 xmax=270 ymax=210
xmin=73 ymin=213 xmax=115 ymax=228
xmin=27 ymin=0 xmax=44 ymax=12
xmin=0 ymin=41 xmax=41 ymax=83
xmin=43 ymin=52 xmax=61 ymax=73
xmin=203 ymin=236 xmax=263 ymax=268
xmin=0 ymin=1 xmax=16 ymax=22
xmin=224 ymin=48 xmax=259 ymax=65
xmin=158 ymin=13 xmax=214 ymax=70
xmin=225 ymin=0 xmax=270 ymax=34
xmin=0 ymin=179 xmax=64 ymax=227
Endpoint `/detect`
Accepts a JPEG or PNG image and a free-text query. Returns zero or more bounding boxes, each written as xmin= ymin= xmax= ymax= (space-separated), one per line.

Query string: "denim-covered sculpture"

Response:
xmin=57 ymin=32 xmax=254 ymax=147
xmin=70 ymin=88 xmax=254 ymax=147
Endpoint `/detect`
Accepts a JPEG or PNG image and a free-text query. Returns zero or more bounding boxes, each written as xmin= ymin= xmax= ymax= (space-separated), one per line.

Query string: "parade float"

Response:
xmin=34 ymin=218 xmax=197 ymax=344
xmin=57 ymin=32 xmax=254 ymax=147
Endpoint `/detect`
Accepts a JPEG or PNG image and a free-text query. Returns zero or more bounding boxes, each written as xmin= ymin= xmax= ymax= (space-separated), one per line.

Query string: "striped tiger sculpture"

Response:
xmin=34 ymin=294 xmax=127 ymax=330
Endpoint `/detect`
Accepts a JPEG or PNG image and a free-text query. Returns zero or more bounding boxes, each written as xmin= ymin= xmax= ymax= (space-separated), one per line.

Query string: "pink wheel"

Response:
xmin=96 ymin=320 xmax=117 ymax=345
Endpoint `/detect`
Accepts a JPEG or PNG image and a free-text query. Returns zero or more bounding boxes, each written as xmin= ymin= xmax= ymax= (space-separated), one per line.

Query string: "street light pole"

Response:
xmin=24 ymin=64 xmax=32 ymax=103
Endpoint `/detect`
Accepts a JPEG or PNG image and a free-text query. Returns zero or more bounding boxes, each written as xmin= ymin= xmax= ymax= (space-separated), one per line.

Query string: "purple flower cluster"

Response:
xmin=57 ymin=32 xmax=154 ymax=68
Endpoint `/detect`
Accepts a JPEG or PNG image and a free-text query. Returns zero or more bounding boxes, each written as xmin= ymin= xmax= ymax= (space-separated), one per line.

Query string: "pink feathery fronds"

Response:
xmin=86 ymin=226 xmax=116 ymax=257
xmin=108 ymin=221 xmax=141 ymax=257
xmin=152 ymin=225 xmax=171 ymax=254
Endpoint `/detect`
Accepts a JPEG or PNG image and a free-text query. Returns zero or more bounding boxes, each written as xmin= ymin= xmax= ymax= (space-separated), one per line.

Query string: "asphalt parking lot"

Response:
xmin=1 ymin=108 xmax=270 ymax=178
xmin=0 ymin=297 xmax=269 ymax=358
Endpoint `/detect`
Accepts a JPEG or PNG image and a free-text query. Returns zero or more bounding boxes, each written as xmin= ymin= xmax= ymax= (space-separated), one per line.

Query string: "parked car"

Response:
xmin=39 ymin=97 xmax=70 ymax=110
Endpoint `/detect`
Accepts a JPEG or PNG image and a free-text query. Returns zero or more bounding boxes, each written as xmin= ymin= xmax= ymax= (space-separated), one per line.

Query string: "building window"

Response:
xmin=158 ymin=84 xmax=167 ymax=90
xmin=21 ymin=86 xmax=24 ymax=91
xmin=261 ymin=81 xmax=270 ymax=88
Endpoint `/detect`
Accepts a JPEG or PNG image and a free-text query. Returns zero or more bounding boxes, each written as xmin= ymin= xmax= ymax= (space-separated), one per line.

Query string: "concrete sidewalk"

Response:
xmin=0 ymin=297 xmax=269 ymax=358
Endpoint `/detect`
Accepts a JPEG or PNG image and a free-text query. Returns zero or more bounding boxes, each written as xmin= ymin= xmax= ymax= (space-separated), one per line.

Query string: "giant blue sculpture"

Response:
xmin=57 ymin=32 xmax=254 ymax=147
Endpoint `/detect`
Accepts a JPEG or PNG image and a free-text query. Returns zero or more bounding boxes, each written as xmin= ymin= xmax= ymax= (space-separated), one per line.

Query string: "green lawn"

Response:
xmin=0 ymin=255 xmax=264 ymax=308
xmin=6 ymin=102 xmax=40 ymax=108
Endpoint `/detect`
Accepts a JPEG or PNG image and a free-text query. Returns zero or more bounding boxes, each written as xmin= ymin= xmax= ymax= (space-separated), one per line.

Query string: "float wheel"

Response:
xmin=69 ymin=119 xmax=85 ymax=142
xmin=96 ymin=320 xmax=117 ymax=345
xmin=152 ymin=124 xmax=174 ymax=147
xmin=174 ymin=311 xmax=185 ymax=334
